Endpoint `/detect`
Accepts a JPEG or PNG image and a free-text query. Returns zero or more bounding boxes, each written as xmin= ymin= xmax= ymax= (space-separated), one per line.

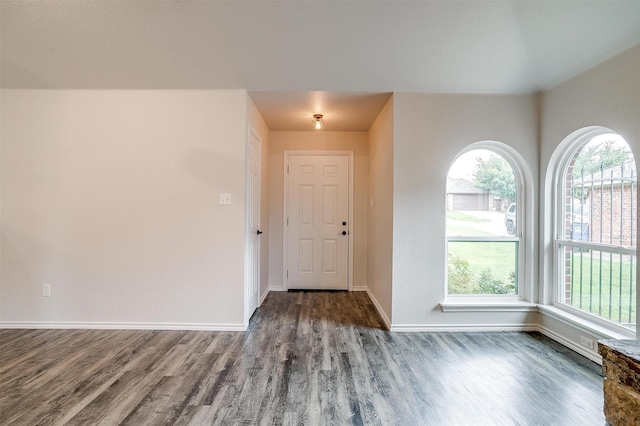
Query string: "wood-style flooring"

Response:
xmin=1 ymin=291 xmax=604 ymax=425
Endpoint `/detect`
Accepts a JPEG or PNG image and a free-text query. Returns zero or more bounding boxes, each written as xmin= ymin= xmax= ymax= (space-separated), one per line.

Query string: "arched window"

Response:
xmin=446 ymin=144 xmax=524 ymax=296
xmin=555 ymin=131 xmax=636 ymax=330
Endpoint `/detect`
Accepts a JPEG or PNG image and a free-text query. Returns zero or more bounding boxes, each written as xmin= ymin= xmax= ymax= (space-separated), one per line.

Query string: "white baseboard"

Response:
xmin=0 ymin=321 xmax=247 ymax=331
xmin=0 ymin=299 xmax=615 ymax=365
xmin=260 ymin=289 xmax=269 ymax=305
xmin=364 ymin=287 xmax=391 ymax=330
xmin=269 ymin=285 xmax=286 ymax=292
xmin=390 ymin=323 xmax=539 ymax=332
xmin=538 ymin=324 xmax=602 ymax=364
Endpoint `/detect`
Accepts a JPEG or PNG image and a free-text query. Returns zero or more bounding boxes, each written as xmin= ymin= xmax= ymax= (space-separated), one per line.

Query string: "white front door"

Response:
xmin=245 ymin=127 xmax=261 ymax=323
xmin=285 ymin=153 xmax=350 ymax=290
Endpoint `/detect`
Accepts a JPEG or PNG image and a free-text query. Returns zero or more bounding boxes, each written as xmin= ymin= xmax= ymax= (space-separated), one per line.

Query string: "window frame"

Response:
xmin=445 ymin=142 xmax=528 ymax=302
xmin=552 ymin=128 xmax=637 ymax=335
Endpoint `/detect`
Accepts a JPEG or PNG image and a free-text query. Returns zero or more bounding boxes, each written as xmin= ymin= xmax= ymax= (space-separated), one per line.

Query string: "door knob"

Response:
xmin=257 ymin=230 xmax=263 ymax=235
xmin=341 ymin=231 xmax=347 ymax=236
xmin=342 ymin=221 xmax=347 ymax=226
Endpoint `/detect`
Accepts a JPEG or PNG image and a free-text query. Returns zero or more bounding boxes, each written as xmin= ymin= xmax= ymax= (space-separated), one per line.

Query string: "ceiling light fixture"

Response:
xmin=312 ymin=114 xmax=324 ymax=130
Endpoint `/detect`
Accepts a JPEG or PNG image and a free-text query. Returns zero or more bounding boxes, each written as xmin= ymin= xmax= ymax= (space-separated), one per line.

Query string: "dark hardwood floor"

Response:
xmin=1 ymin=291 xmax=604 ymax=425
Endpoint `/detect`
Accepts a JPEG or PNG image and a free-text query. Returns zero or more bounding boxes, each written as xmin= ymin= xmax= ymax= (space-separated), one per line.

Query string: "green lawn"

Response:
xmin=567 ymin=251 xmax=636 ymax=327
xmin=447 ymin=211 xmax=491 ymax=223
xmin=446 ymin=210 xmax=500 ymax=237
xmin=446 ymin=223 xmax=495 ymax=236
xmin=447 ymin=241 xmax=517 ymax=294
xmin=447 ymin=242 xmax=637 ymax=329
xmin=448 ymin=241 xmax=517 ymax=283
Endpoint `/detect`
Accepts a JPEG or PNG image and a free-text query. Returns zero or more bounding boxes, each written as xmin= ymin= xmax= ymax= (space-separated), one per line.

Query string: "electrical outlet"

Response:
xmin=580 ymin=336 xmax=594 ymax=350
xmin=219 ymin=193 xmax=232 ymax=205
xmin=43 ymin=284 xmax=51 ymax=297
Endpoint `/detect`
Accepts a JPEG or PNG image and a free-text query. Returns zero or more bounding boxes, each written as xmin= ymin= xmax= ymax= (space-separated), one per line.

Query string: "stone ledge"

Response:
xmin=598 ymin=340 xmax=640 ymax=365
xmin=598 ymin=339 xmax=640 ymax=426
xmin=603 ymin=380 xmax=640 ymax=426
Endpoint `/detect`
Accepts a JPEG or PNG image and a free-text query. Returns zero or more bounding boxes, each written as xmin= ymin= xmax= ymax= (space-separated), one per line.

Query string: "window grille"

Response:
xmin=557 ymin=141 xmax=636 ymax=330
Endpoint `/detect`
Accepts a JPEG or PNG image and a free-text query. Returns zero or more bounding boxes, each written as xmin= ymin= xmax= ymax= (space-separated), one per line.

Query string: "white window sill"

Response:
xmin=440 ymin=300 xmax=537 ymax=313
xmin=440 ymin=301 xmax=635 ymax=339
xmin=537 ymin=304 xmax=633 ymax=340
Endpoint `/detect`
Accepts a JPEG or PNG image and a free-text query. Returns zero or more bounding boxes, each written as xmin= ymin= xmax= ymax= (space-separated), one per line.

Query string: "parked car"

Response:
xmin=570 ymin=204 xmax=590 ymax=224
xmin=503 ymin=202 xmax=589 ymax=236
xmin=504 ymin=203 xmax=516 ymax=235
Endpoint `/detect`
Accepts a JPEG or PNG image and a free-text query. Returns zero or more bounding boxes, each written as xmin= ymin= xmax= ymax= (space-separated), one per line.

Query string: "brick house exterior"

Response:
xmin=563 ymin=160 xmax=637 ymax=305
xmin=572 ymin=160 xmax=637 ymax=247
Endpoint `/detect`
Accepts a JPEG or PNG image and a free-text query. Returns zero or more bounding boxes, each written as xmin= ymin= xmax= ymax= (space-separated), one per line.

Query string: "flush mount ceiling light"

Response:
xmin=312 ymin=114 xmax=324 ymax=130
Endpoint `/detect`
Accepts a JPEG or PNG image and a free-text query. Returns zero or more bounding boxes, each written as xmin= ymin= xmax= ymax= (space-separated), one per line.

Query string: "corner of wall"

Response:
xmin=366 ymin=95 xmax=394 ymax=325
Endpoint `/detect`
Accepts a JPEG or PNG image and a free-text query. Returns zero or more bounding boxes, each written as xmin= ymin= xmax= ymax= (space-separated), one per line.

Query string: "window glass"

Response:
xmin=447 ymin=149 xmax=519 ymax=295
xmin=557 ymin=133 xmax=636 ymax=330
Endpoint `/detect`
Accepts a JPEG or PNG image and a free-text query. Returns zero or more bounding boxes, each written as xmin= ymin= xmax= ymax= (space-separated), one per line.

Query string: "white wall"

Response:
xmin=367 ymin=97 xmax=394 ymax=326
xmin=1 ymin=90 xmax=249 ymax=328
xmin=391 ymin=93 xmax=539 ymax=328
xmin=268 ymin=131 xmax=368 ymax=291
xmin=246 ymin=95 xmax=271 ymax=302
xmin=540 ymin=44 xmax=640 ymax=339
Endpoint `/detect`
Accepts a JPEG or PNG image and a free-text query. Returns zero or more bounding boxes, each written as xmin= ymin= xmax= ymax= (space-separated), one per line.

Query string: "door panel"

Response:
xmin=286 ymin=154 xmax=349 ymax=290
xmin=299 ymin=239 xmax=313 ymax=273
xmin=299 ymin=185 xmax=314 ymax=226
xmin=323 ymin=185 xmax=338 ymax=225
xmin=322 ymin=239 xmax=337 ymax=273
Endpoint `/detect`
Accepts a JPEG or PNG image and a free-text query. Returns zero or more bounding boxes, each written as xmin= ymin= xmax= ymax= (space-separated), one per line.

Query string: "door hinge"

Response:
xmin=287 ymin=165 xmax=290 ymax=174
xmin=287 ymin=218 xmax=289 ymax=226
xmin=286 ymin=270 xmax=289 ymax=278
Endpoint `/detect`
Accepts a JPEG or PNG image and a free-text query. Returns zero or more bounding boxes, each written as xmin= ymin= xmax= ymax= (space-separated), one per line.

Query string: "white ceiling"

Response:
xmin=2 ymin=1 xmax=640 ymax=131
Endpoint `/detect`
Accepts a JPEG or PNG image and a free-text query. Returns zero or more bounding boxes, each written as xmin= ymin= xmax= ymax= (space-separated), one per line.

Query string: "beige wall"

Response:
xmin=367 ymin=97 xmax=394 ymax=326
xmin=1 ymin=90 xmax=249 ymax=327
xmin=391 ymin=93 xmax=539 ymax=328
xmin=2 ymin=45 xmax=636 ymax=344
xmin=246 ymin=95 xmax=271 ymax=302
xmin=268 ymin=131 xmax=368 ymax=290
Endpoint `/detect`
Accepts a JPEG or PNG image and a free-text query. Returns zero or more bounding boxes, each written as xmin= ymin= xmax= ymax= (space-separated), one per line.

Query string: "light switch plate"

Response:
xmin=219 ymin=193 xmax=232 ymax=205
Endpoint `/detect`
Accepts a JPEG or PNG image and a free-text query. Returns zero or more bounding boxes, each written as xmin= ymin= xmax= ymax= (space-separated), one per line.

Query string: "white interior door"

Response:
xmin=286 ymin=153 xmax=350 ymax=290
xmin=245 ymin=128 xmax=261 ymax=323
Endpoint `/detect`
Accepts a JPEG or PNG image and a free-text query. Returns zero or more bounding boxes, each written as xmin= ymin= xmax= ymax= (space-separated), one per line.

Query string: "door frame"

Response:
xmin=244 ymin=125 xmax=262 ymax=326
xmin=283 ymin=150 xmax=354 ymax=291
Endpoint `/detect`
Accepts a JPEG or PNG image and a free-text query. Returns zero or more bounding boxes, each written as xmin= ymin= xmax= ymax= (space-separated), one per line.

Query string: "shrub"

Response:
xmin=447 ymin=254 xmax=475 ymax=294
xmin=476 ymin=268 xmax=516 ymax=294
